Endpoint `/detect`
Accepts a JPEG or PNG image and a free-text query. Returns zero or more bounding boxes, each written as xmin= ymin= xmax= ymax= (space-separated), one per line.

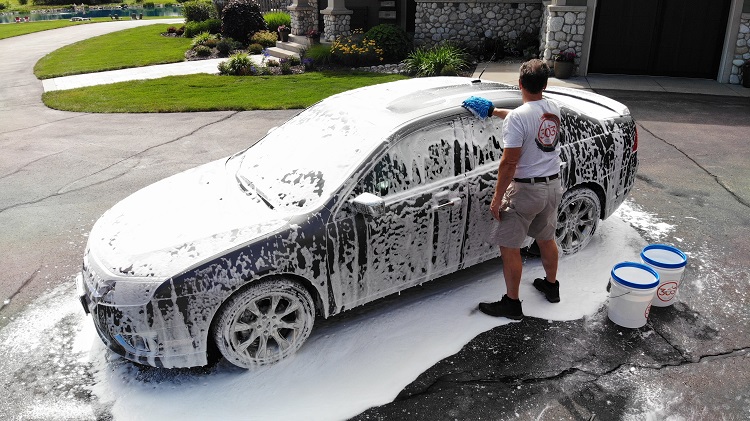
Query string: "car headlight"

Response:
xmin=84 ymin=252 xmax=168 ymax=307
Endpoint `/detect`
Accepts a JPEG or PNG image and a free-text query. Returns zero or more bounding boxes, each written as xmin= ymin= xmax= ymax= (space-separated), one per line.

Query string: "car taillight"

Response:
xmin=633 ymin=126 xmax=639 ymax=152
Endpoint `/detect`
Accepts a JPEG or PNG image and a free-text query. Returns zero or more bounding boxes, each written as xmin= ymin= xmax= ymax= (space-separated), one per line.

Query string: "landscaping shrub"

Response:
xmin=516 ymin=30 xmax=539 ymax=53
xmin=194 ymin=45 xmax=212 ymax=57
xmin=280 ymin=59 xmax=292 ymax=75
xmin=517 ymin=30 xmax=540 ymax=59
xmin=218 ymin=53 xmax=253 ymax=75
xmin=221 ymin=0 xmax=267 ymax=44
xmin=248 ymin=43 xmax=264 ymax=54
xmin=402 ymin=43 xmax=470 ymax=77
xmin=182 ymin=0 xmax=216 ymax=22
xmin=143 ymin=1 xmax=155 ymax=8
xmin=167 ymin=26 xmax=178 ymax=34
xmin=263 ymin=11 xmax=291 ymax=33
xmin=184 ymin=19 xmax=222 ymax=37
xmin=216 ymin=37 xmax=240 ymax=56
xmin=191 ymin=32 xmax=218 ymax=48
xmin=288 ymin=56 xmax=301 ymax=66
xmin=480 ymin=38 xmax=506 ymax=61
xmin=304 ymin=44 xmax=333 ymax=66
xmin=331 ymin=30 xmax=384 ymax=67
xmin=267 ymin=59 xmax=279 ymax=67
xmin=250 ymin=30 xmax=277 ymax=48
xmin=364 ymin=24 xmax=411 ymax=64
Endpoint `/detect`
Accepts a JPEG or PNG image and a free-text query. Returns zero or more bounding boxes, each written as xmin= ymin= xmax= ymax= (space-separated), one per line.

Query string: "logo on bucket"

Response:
xmin=645 ymin=303 xmax=652 ymax=320
xmin=657 ymin=281 xmax=678 ymax=302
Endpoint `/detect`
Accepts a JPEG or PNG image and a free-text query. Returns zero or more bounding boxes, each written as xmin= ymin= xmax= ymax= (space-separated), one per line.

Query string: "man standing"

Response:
xmin=476 ymin=59 xmax=563 ymax=320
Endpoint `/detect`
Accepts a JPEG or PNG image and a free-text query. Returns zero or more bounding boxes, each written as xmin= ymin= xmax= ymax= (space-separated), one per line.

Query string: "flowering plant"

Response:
xmin=277 ymin=25 xmax=290 ymax=33
xmin=554 ymin=50 xmax=576 ymax=62
xmin=306 ymin=29 xmax=319 ymax=38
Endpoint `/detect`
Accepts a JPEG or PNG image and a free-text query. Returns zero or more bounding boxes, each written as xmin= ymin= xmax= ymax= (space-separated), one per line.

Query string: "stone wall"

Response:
xmin=288 ymin=1 xmax=317 ymax=36
xmin=413 ymin=1 xmax=543 ymax=48
xmin=730 ymin=13 xmax=750 ymax=85
xmin=322 ymin=12 xmax=352 ymax=42
xmin=541 ymin=5 xmax=587 ymax=77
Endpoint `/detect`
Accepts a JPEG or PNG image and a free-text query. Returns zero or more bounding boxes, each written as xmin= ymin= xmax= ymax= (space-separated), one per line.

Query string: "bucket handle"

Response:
xmin=606 ymin=281 xmax=632 ymax=299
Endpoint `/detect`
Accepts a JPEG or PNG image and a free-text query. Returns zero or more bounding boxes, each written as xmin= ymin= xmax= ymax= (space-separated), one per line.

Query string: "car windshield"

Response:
xmin=236 ymin=103 xmax=387 ymax=211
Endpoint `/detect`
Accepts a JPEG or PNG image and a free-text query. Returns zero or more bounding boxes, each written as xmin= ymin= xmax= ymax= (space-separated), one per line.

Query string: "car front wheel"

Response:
xmin=556 ymin=188 xmax=601 ymax=255
xmin=212 ymin=278 xmax=315 ymax=368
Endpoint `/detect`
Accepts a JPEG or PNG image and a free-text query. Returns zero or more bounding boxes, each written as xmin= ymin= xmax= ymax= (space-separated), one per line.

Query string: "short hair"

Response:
xmin=519 ymin=59 xmax=550 ymax=94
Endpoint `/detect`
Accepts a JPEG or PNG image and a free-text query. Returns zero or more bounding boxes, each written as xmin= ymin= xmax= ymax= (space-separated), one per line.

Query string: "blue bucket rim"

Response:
xmin=611 ymin=262 xmax=660 ymax=290
xmin=641 ymin=244 xmax=687 ymax=269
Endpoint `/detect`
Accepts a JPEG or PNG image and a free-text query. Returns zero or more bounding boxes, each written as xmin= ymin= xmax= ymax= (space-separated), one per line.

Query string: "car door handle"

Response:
xmin=432 ymin=197 xmax=462 ymax=210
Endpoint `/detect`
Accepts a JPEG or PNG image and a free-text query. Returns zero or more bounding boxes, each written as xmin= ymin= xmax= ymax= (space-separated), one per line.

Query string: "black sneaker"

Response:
xmin=533 ymin=277 xmax=560 ymax=303
xmin=478 ymin=295 xmax=524 ymax=320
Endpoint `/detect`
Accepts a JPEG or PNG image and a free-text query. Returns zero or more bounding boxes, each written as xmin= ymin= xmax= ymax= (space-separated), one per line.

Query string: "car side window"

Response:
xmin=353 ymin=117 xmax=470 ymax=197
xmin=463 ymin=116 xmax=504 ymax=167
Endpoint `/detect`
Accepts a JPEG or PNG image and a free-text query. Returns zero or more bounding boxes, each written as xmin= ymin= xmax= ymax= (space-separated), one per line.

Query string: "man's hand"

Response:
xmin=490 ymin=193 xmax=503 ymax=221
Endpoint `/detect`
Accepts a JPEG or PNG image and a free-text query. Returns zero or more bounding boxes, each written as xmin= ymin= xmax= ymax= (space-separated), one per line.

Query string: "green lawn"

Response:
xmin=42 ymin=72 xmax=409 ymax=113
xmin=34 ymin=23 xmax=191 ymax=79
xmin=0 ymin=19 xmax=111 ymax=40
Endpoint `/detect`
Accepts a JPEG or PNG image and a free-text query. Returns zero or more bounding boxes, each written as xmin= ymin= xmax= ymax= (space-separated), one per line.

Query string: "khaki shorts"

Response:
xmin=487 ymin=179 xmax=564 ymax=248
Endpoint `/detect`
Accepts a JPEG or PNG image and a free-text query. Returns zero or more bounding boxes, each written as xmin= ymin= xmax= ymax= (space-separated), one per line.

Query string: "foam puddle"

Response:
xmin=82 ymin=213 xmax=645 ymax=421
xmin=0 ymin=211 xmax=645 ymax=421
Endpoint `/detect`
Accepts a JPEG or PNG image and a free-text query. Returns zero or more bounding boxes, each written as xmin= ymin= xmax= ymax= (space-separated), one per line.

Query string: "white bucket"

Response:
xmin=640 ymin=244 xmax=687 ymax=307
xmin=607 ymin=262 xmax=660 ymax=328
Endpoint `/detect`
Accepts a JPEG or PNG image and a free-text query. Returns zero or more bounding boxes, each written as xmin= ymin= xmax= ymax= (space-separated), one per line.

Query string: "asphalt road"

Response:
xmin=2 ymin=22 xmax=749 ymax=420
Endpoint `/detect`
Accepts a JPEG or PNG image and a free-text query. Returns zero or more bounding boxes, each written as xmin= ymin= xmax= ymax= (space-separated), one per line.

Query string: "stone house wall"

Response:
xmin=541 ymin=5 xmax=587 ymax=77
xmin=413 ymin=1 xmax=543 ymax=49
xmin=730 ymin=13 xmax=750 ymax=84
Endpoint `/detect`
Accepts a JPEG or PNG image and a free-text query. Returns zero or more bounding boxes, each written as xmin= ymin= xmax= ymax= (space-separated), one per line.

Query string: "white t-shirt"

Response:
xmin=502 ymin=98 xmax=562 ymax=179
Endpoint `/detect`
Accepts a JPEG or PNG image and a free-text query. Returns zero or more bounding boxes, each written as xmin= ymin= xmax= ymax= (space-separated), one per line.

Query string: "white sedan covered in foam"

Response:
xmin=77 ymin=77 xmax=638 ymax=369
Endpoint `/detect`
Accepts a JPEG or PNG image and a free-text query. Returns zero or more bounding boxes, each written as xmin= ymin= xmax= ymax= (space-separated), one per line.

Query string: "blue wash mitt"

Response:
xmin=462 ymin=96 xmax=495 ymax=119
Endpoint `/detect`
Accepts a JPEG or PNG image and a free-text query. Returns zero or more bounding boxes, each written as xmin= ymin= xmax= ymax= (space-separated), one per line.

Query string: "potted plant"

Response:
xmin=553 ymin=50 xmax=576 ymax=79
xmin=277 ymin=25 xmax=291 ymax=42
xmin=306 ymin=28 xmax=320 ymax=45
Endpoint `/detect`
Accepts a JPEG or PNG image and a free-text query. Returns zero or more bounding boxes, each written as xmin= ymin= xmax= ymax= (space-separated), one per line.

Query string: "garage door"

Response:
xmin=589 ymin=0 xmax=731 ymax=78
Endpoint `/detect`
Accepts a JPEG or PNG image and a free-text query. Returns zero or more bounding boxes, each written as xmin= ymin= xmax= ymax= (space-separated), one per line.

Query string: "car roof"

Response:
xmin=318 ymin=77 xmax=521 ymax=136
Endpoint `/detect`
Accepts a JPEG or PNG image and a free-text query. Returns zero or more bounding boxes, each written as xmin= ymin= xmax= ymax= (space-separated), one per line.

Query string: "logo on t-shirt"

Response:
xmin=535 ymin=113 xmax=560 ymax=152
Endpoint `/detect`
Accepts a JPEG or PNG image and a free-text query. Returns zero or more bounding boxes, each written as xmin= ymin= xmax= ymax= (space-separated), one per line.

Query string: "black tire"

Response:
xmin=212 ymin=278 xmax=315 ymax=369
xmin=556 ymin=188 xmax=601 ymax=254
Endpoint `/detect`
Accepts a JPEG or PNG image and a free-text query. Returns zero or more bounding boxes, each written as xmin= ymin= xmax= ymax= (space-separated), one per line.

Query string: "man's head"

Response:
xmin=518 ymin=59 xmax=550 ymax=94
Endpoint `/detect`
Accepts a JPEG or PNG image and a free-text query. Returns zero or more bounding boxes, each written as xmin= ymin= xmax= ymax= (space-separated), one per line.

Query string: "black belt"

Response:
xmin=513 ymin=174 xmax=559 ymax=183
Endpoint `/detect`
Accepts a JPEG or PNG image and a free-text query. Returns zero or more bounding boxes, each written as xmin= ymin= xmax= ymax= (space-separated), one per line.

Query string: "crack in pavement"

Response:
xmin=398 ymin=346 xmax=750 ymax=402
xmin=0 ymin=113 xmax=87 ymax=137
xmin=637 ymin=123 xmax=750 ymax=209
xmin=0 ymin=150 xmax=67 ymax=180
xmin=0 ymin=111 xmax=241 ymax=215
xmin=0 ymin=266 xmax=41 ymax=314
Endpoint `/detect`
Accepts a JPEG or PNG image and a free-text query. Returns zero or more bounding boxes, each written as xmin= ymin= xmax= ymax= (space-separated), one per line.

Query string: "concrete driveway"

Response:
xmin=0 ymin=20 xmax=298 ymax=323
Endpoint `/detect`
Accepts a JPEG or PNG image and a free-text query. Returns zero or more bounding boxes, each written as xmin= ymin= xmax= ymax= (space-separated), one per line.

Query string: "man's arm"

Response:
xmin=491 ymin=108 xmax=510 ymax=119
xmin=490 ymin=147 xmax=520 ymax=221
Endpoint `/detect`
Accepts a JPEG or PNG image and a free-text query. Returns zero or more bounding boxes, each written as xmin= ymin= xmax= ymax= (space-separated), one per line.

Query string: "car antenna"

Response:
xmin=473 ymin=53 xmax=496 ymax=83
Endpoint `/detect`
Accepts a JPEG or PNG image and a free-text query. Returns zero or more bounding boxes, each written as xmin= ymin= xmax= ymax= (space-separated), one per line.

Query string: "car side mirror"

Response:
xmin=349 ymin=192 xmax=385 ymax=217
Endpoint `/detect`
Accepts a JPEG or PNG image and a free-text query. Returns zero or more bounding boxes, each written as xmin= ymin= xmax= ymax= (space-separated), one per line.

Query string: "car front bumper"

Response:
xmin=77 ymin=273 xmax=209 ymax=368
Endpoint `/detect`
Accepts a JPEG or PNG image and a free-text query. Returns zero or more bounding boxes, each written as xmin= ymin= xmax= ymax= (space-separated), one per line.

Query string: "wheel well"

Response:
xmin=567 ymin=182 xmax=607 ymax=219
xmin=207 ymin=273 xmax=325 ymax=348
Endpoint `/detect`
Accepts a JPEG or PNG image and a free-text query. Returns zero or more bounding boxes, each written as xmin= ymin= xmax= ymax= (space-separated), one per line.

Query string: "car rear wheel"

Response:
xmin=556 ymin=188 xmax=601 ymax=255
xmin=213 ymin=278 xmax=315 ymax=368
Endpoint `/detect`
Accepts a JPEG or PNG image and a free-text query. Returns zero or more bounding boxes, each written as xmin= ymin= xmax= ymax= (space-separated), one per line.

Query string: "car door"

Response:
xmin=326 ymin=117 xmax=469 ymax=310
xmin=462 ymin=108 xmax=514 ymax=267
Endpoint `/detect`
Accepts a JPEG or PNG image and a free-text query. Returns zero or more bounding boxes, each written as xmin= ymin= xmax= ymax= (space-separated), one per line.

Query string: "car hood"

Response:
xmin=87 ymin=157 xmax=291 ymax=278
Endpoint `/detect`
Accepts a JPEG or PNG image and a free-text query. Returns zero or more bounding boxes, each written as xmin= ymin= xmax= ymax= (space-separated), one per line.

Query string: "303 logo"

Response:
xmin=657 ymin=281 xmax=679 ymax=302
